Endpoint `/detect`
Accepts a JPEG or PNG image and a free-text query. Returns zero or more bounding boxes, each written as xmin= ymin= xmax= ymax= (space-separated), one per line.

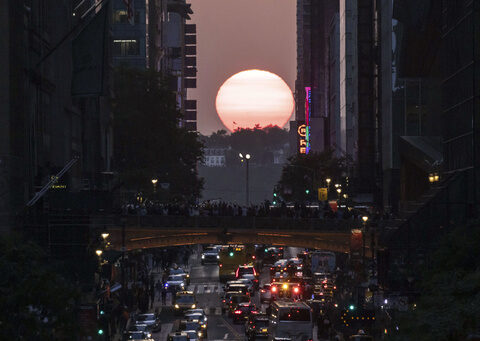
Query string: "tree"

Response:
xmin=277 ymin=149 xmax=346 ymax=202
xmin=0 ymin=235 xmax=80 ymax=340
xmin=389 ymin=223 xmax=480 ymax=341
xmin=113 ymin=66 xmax=204 ymax=202
xmin=201 ymin=125 xmax=290 ymax=165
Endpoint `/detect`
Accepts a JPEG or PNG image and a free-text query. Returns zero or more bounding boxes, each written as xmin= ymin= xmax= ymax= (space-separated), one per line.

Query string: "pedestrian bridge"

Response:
xmin=106 ymin=215 xmax=372 ymax=256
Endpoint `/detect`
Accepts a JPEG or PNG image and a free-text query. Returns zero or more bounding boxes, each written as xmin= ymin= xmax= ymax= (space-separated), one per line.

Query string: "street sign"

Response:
xmin=318 ymin=187 xmax=328 ymax=201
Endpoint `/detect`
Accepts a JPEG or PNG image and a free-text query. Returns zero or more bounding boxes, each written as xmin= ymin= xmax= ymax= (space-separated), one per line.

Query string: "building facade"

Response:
xmin=0 ymin=0 xmax=113 ymax=232
xmin=111 ymin=0 xmax=197 ymax=131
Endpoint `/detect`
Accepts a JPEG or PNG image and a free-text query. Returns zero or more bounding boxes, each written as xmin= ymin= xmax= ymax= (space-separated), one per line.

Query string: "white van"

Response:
xmin=268 ymin=301 xmax=313 ymax=341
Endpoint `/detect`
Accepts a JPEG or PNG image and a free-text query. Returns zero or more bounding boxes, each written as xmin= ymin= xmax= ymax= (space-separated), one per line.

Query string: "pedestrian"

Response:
xmin=155 ymin=280 xmax=162 ymax=301
xmin=161 ymin=287 xmax=167 ymax=306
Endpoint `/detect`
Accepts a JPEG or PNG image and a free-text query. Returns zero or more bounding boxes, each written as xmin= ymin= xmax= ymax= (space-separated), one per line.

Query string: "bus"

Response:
xmin=268 ymin=301 xmax=313 ymax=341
xmin=218 ymin=245 xmax=254 ymax=282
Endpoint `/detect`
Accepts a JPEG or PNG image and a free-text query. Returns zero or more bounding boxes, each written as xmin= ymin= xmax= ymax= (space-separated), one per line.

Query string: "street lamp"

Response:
xmin=95 ymin=249 xmax=103 ymax=257
xmin=239 ymin=153 xmax=252 ymax=206
xmin=151 ymin=178 xmax=158 ymax=193
xmin=101 ymin=232 xmax=109 ymax=239
xmin=362 ymin=216 xmax=369 ymax=273
xmin=326 ymin=178 xmax=331 ymax=186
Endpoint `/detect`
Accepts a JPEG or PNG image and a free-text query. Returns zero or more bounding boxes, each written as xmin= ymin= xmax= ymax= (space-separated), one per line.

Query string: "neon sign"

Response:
xmin=304 ymin=87 xmax=311 ymax=154
xmin=298 ymin=124 xmax=307 ymax=154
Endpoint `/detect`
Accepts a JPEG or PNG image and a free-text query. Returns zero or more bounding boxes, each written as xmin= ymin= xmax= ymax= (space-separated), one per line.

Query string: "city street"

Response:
xmin=147 ymin=246 xmax=323 ymax=341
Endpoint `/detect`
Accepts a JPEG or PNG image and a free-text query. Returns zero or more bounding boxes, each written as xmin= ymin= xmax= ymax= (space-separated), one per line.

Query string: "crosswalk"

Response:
xmin=187 ymin=282 xmax=224 ymax=294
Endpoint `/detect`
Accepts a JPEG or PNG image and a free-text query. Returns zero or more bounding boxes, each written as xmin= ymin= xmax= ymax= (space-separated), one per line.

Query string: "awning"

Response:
xmin=399 ymin=136 xmax=443 ymax=172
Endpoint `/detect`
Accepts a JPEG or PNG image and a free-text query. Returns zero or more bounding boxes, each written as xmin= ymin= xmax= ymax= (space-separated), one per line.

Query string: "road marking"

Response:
xmin=220 ymin=316 xmax=242 ymax=338
xmin=223 ymin=333 xmax=229 ymax=339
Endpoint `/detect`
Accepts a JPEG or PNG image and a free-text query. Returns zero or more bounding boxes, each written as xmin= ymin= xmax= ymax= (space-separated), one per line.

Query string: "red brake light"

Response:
xmin=235 ymin=267 xmax=239 ymax=278
xmin=253 ymin=267 xmax=257 ymax=276
xmin=219 ymin=264 xmax=222 ymax=267
xmin=271 ymin=286 xmax=277 ymax=293
xmin=222 ymin=299 xmax=225 ymax=303
xmin=252 ymin=255 xmax=256 ymax=259
xmin=260 ymin=289 xmax=265 ymax=293
xmin=293 ymin=287 xmax=300 ymax=294
xmin=234 ymin=310 xmax=242 ymax=314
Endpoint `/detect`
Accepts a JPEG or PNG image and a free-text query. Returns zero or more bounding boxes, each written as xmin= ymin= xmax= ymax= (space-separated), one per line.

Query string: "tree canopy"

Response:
xmin=113 ymin=66 xmax=204 ymax=202
xmin=276 ymin=149 xmax=347 ymax=202
xmin=389 ymin=223 xmax=480 ymax=340
xmin=201 ymin=125 xmax=290 ymax=165
xmin=0 ymin=235 xmax=79 ymax=340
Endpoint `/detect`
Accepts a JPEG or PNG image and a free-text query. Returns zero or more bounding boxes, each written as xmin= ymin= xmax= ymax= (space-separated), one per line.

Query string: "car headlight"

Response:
xmin=198 ymin=331 xmax=203 ymax=337
xmin=216 ymin=255 xmax=220 ymax=259
xmin=147 ymin=333 xmax=152 ymax=338
xmin=186 ymin=274 xmax=190 ymax=278
xmin=181 ymin=282 xmax=185 ymax=287
xmin=202 ymin=255 xmax=205 ymax=259
xmin=205 ymin=317 xmax=207 ymax=321
xmin=175 ymin=304 xmax=180 ymax=309
xmin=191 ymin=304 xmax=196 ymax=308
xmin=201 ymin=324 xmax=207 ymax=328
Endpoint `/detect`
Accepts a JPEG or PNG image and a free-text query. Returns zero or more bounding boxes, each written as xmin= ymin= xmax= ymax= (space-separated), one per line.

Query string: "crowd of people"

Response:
xmin=118 ymin=199 xmax=390 ymax=221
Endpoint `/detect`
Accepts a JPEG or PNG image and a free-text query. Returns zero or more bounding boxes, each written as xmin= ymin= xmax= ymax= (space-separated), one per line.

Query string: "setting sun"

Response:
xmin=215 ymin=70 xmax=294 ymax=132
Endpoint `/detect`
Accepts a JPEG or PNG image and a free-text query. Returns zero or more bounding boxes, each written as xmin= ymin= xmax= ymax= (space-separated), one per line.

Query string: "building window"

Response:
xmin=113 ymin=39 xmax=140 ymax=56
xmin=113 ymin=10 xmax=140 ymax=24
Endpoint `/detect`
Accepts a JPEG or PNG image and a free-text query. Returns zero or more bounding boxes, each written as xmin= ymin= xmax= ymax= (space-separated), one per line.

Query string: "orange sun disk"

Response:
xmin=215 ymin=69 xmax=294 ymax=132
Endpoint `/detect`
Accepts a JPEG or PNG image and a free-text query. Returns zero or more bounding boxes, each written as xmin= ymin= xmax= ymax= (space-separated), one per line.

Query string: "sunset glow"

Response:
xmin=215 ymin=70 xmax=294 ymax=132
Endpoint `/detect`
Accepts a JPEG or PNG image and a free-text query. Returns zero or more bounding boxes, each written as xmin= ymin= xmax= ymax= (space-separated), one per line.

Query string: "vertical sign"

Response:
xmin=318 ymin=187 xmax=328 ymax=201
xmin=298 ymin=124 xmax=307 ymax=154
xmin=304 ymin=86 xmax=311 ymax=154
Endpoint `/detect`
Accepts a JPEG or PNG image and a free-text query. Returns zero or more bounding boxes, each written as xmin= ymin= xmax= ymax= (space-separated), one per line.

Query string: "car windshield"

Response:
xmin=238 ymin=267 xmax=254 ymax=276
xmin=185 ymin=313 xmax=202 ymax=320
xmin=136 ymin=314 xmax=154 ymax=321
xmin=129 ymin=324 xmax=147 ymax=331
xmin=177 ymin=295 xmax=194 ymax=303
xmin=255 ymin=320 xmax=269 ymax=327
xmin=231 ymin=295 xmax=249 ymax=304
xmin=170 ymin=269 xmax=185 ymax=275
xmin=168 ymin=275 xmax=183 ymax=281
xmin=183 ymin=322 xmax=199 ymax=330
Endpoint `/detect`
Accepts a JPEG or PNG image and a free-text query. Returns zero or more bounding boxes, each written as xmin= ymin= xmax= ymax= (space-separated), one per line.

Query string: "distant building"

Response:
xmin=203 ymin=148 xmax=227 ymax=167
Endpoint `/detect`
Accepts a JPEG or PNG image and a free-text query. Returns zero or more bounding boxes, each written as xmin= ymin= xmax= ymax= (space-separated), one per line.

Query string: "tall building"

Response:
xmin=111 ymin=0 xmax=197 ymax=131
xmin=295 ymin=0 xmax=379 ymax=203
xmin=0 ymin=0 xmax=113 ymax=232
xmin=441 ymin=0 xmax=480 ymax=217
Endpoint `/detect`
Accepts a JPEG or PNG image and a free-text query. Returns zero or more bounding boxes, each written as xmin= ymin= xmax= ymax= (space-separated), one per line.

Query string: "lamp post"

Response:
xmin=151 ymin=178 xmax=158 ymax=193
xmin=239 ymin=153 xmax=251 ymax=206
xmin=362 ymin=216 xmax=369 ymax=275
xmin=336 ymin=188 xmax=342 ymax=200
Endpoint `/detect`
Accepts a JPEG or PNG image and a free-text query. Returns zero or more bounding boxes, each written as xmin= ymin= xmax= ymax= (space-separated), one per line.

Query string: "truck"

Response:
xmin=310 ymin=251 xmax=336 ymax=274
xmin=218 ymin=245 xmax=254 ymax=282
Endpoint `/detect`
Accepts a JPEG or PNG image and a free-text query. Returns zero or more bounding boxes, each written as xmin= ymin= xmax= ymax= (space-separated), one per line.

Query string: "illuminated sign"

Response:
xmin=304 ymin=87 xmax=311 ymax=154
xmin=298 ymin=124 xmax=307 ymax=154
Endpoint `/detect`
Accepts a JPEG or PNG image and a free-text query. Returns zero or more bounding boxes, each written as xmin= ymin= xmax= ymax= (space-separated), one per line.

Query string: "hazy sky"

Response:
xmin=188 ymin=0 xmax=297 ymax=135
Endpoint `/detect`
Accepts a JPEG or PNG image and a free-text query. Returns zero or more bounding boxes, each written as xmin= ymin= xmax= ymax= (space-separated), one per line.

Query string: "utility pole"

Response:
xmin=246 ymin=157 xmax=250 ymax=206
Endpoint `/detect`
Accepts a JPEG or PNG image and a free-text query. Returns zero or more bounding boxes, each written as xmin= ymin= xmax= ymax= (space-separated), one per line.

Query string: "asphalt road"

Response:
xmin=150 ymin=246 xmax=321 ymax=341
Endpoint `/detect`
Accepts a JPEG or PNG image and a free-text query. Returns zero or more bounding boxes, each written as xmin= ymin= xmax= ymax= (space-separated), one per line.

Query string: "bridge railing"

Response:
xmin=113 ymin=215 xmax=361 ymax=231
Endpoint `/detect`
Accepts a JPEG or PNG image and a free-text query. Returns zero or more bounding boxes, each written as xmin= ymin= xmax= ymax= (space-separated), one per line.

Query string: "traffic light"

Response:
xmin=349 ymin=304 xmax=355 ymax=311
xmin=98 ymin=329 xmax=104 ymax=335
xmin=273 ymin=192 xmax=277 ymax=197
xmin=229 ymin=252 xmax=234 ymax=257
xmin=305 ymin=189 xmax=310 ymax=194
xmin=272 ymin=200 xmax=277 ymax=205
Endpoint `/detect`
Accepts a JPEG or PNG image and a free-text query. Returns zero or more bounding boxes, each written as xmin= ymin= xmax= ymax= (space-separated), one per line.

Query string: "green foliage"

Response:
xmin=201 ymin=125 xmax=289 ymax=165
xmin=0 ymin=235 xmax=80 ymax=340
xmin=277 ymin=149 xmax=346 ymax=201
xmin=112 ymin=66 xmax=204 ymax=202
xmin=389 ymin=224 xmax=480 ymax=341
